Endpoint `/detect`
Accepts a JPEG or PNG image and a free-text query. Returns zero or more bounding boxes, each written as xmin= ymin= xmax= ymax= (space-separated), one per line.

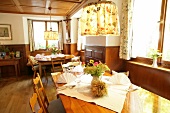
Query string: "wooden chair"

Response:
xmin=51 ymin=57 xmax=66 ymax=73
xmin=33 ymin=73 xmax=66 ymax=113
xmin=28 ymin=55 xmax=48 ymax=83
xmin=29 ymin=93 xmax=44 ymax=113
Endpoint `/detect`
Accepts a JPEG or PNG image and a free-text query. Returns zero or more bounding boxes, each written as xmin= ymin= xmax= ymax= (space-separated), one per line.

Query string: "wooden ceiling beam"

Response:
xmin=12 ymin=0 xmax=23 ymax=12
xmin=45 ymin=0 xmax=51 ymax=14
xmin=67 ymin=0 xmax=87 ymax=17
xmin=52 ymin=0 xmax=82 ymax=3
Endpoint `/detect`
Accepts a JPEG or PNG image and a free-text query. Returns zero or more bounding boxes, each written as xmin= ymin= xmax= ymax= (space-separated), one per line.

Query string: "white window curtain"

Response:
xmin=28 ymin=19 xmax=35 ymax=51
xmin=119 ymin=0 xmax=134 ymax=60
xmin=77 ymin=19 xmax=82 ymax=51
xmin=58 ymin=21 xmax=63 ymax=50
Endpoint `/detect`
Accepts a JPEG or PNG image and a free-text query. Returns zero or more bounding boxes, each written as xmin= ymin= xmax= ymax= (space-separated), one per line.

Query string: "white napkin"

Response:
xmin=35 ymin=54 xmax=42 ymax=58
xmin=72 ymin=65 xmax=84 ymax=72
xmin=57 ymin=73 xmax=76 ymax=84
xmin=67 ymin=62 xmax=80 ymax=66
xmin=79 ymin=74 xmax=92 ymax=84
xmin=109 ymin=73 xmax=131 ymax=85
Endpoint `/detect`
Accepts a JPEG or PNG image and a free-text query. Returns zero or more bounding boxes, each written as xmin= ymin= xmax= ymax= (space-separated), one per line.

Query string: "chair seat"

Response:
xmin=48 ymin=98 xmax=66 ymax=113
xmin=52 ymin=67 xmax=63 ymax=72
xmin=33 ymin=65 xmax=46 ymax=71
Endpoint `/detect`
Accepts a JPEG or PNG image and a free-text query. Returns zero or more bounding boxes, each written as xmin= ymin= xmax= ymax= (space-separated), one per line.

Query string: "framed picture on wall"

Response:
xmin=0 ymin=24 xmax=12 ymax=40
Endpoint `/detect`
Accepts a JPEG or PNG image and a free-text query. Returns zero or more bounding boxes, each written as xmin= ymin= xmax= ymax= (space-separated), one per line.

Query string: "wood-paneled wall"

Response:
xmin=85 ymin=45 xmax=125 ymax=71
xmin=1 ymin=44 xmax=30 ymax=77
xmin=63 ymin=43 xmax=79 ymax=55
xmin=126 ymin=61 xmax=170 ymax=100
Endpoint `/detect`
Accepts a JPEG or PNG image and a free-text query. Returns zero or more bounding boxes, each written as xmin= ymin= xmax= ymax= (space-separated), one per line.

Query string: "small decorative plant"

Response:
xmin=148 ymin=49 xmax=162 ymax=59
xmin=49 ymin=46 xmax=61 ymax=54
xmin=0 ymin=44 xmax=10 ymax=52
xmin=84 ymin=60 xmax=110 ymax=77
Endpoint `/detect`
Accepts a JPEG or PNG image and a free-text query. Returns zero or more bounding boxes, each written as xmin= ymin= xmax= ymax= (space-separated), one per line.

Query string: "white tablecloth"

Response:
xmin=57 ymin=75 xmax=131 ymax=113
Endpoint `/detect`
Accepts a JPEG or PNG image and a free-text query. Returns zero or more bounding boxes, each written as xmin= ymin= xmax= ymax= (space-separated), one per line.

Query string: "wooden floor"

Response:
xmin=0 ymin=75 xmax=57 ymax=113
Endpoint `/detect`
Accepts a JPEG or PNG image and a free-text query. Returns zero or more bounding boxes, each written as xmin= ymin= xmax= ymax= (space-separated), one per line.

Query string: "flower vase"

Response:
xmin=152 ymin=58 xmax=158 ymax=67
xmin=91 ymin=76 xmax=100 ymax=85
xmin=91 ymin=75 xmax=107 ymax=97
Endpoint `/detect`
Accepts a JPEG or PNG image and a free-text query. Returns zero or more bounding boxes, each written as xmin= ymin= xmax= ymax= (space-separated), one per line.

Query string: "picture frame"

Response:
xmin=0 ymin=24 xmax=12 ymax=40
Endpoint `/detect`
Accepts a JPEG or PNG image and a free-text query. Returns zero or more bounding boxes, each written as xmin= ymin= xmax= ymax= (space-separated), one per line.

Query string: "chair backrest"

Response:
xmin=28 ymin=55 xmax=38 ymax=70
xmin=33 ymin=73 xmax=49 ymax=113
xmin=71 ymin=56 xmax=80 ymax=62
xmin=29 ymin=93 xmax=44 ymax=113
xmin=51 ymin=56 xmax=66 ymax=72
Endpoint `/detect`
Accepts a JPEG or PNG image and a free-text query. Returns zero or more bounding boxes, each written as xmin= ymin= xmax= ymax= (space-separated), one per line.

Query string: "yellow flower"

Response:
xmin=84 ymin=60 xmax=110 ymax=77
xmin=90 ymin=59 xmax=94 ymax=64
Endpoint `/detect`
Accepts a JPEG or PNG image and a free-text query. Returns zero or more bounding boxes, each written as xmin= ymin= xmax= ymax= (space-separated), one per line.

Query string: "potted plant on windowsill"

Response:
xmin=148 ymin=49 xmax=162 ymax=67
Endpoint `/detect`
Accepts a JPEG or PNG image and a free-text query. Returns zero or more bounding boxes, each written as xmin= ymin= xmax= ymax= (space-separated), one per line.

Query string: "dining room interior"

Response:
xmin=0 ymin=0 xmax=170 ymax=113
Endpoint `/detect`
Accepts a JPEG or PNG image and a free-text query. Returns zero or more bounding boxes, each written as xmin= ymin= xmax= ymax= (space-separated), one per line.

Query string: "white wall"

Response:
xmin=0 ymin=13 xmax=25 ymax=44
xmin=0 ymin=13 xmax=65 ymax=45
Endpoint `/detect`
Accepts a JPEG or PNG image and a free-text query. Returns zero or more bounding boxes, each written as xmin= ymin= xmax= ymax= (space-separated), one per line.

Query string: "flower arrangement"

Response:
xmin=49 ymin=46 xmax=61 ymax=54
xmin=148 ymin=49 xmax=162 ymax=59
xmin=83 ymin=60 xmax=110 ymax=77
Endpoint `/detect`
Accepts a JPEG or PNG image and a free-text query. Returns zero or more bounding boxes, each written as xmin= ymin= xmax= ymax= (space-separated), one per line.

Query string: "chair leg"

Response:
xmin=33 ymin=71 xmax=37 ymax=79
xmin=32 ymin=71 xmax=37 ymax=84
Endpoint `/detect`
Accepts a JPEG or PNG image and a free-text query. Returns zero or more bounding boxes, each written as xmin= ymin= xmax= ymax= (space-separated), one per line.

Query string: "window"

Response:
xmin=132 ymin=0 xmax=170 ymax=67
xmin=33 ymin=21 xmax=58 ymax=50
xmin=132 ymin=0 xmax=162 ymax=58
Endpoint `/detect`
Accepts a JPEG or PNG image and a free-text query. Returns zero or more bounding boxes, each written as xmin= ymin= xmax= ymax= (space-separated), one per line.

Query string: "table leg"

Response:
xmin=39 ymin=63 xmax=42 ymax=77
xmin=14 ymin=64 xmax=18 ymax=80
xmin=0 ymin=67 xmax=1 ymax=78
xmin=17 ymin=63 xmax=20 ymax=76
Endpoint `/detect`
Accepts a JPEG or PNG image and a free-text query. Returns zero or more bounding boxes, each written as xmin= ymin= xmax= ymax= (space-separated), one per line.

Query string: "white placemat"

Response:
xmin=58 ymin=75 xmax=131 ymax=113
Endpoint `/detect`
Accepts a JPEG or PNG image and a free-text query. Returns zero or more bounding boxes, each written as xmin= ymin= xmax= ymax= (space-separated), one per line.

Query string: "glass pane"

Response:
xmin=33 ymin=21 xmax=46 ymax=50
xmin=162 ymin=0 xmax=170 ymax=61
xmin=132 ymin=0 xmax=162 ymax=58
xmin=47 ymin=22 xmax=59 ymax=48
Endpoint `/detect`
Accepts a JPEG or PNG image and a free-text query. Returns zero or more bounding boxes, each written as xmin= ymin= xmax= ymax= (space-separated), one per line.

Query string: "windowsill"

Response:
xmin=127 ymin=61 xmax=170 ymax=72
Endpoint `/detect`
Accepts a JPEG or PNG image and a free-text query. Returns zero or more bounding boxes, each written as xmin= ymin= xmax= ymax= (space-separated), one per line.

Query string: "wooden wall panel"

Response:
xmin=80 ymin=50 xmax=85 ymax=62
xmin=126 ymin=61 xmax=170 ymax=100
xmin=63 ymin=43 xmax=79 ymax=56
xmin=105 ymin=47 xmax=125 ymax=71
xmin=85 ymin=46 xmax=125 ymax=71
xmin=1 ymin=44 xmax=30 ymax=77
xmin=94 ymin=50 xmax=103 ymax=60
xmin=86 ymin=49 xmax=92 ymax=57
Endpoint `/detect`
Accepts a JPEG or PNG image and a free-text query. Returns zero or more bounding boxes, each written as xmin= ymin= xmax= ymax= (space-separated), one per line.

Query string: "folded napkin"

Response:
xmin=72 ymin=65 xmax=84 ymax=72
xmin=56 ymin=54 xmax=65 ymax=57
xmin=67 ymin=62 xmax=80 ymax=66
xmin=51 ymin=72 xmax=76 ymax=84
xmin=109 ymin=73 xmax=131 ymax=85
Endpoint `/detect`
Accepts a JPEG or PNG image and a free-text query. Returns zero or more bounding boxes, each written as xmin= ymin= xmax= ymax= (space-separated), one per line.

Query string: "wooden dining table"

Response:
xmin=58 ymin=94 xmax=130 ymax=113
xmin=51 ymin=72 xmax=141 ymax=113
xmin=36 ymin=54 xmax=74 ymax=76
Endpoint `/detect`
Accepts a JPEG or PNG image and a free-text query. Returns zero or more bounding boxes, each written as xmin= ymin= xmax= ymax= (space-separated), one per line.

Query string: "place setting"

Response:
xmin=53 ymin=60 xmax=133 ymax=113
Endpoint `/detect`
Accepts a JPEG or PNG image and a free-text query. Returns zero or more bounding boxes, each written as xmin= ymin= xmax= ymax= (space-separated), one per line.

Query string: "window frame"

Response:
xmin=32 ymin=20 xmax=59 ymax=50
xmin=131 ymin=0 xmax=170 ymax=68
